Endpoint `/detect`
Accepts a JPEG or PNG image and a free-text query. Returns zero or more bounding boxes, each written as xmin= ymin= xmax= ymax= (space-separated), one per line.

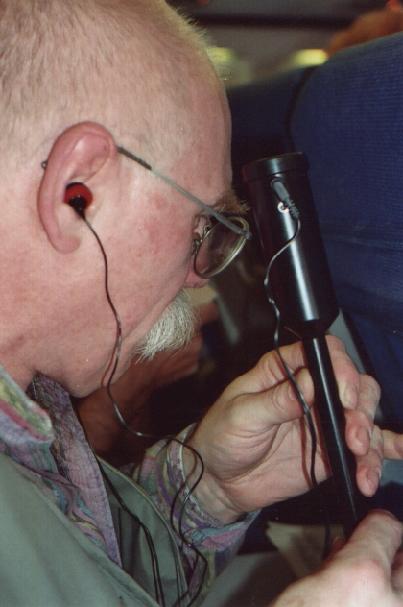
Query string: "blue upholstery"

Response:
xmin=228 ymin=33 xmax=403 ymax=428
xmin=229 ymin=67 xmax=309 ymax=160
xmin=229 ymin=67 xmax=310 ymax=177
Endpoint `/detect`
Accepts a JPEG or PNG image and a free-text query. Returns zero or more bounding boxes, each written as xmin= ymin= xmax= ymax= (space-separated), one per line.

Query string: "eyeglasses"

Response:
xmin=192 ymin=214 xmax=249 ymax=278
xmin=41 ymin=144 xmax=252 ymax=279
xmin=117 ymin=146 xmax=252 ymax=278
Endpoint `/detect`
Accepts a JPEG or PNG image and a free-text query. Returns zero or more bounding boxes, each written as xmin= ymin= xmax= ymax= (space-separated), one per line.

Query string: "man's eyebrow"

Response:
xmin=216 ymin=187 xmax=249 ymax=215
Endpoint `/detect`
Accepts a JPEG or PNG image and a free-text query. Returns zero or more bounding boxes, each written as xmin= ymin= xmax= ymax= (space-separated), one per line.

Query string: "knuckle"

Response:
xmin=350 ymin=409 xmax=371 ymax=427
xmin=366 ymin=510 xmax=401 ymax=535
xmin=360 ymin=375 xmax=381 ymax=404
xmin=270 ymin=384 xmax=286 ymax=413
xmin=255 ymin=350 xmax=282 ymax=386
xmin=370 ymin=426 xmax=384 ymax=453
xmin=326 ymin=557 xmax=385 ymax=596
xmin=260 ymin=350 xmax=278 ymax=373
xmin=351 ymin=557 xmax=386 ymax=584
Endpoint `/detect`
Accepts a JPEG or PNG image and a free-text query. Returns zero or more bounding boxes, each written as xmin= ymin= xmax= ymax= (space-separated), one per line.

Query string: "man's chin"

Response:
xmin=134 ymin=290 xmax=196 ymax=360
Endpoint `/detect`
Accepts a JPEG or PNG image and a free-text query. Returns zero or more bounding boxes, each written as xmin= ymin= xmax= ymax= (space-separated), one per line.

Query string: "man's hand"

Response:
xmin=186 ymin=337 xmax=403 ymax=523
xmin=270 ymin=511 xmax=403 ymax=607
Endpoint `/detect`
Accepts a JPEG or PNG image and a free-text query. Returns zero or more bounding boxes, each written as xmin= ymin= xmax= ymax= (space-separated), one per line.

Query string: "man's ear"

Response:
xmin=38 ymin=121 xmax=116 ymax=253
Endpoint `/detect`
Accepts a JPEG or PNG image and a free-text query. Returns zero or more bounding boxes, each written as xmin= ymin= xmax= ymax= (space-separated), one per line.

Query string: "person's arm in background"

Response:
xmin=326 ymin=2 xmax=403 ymax=56
xmin=271 ymin=511 xmax=403 ymax=606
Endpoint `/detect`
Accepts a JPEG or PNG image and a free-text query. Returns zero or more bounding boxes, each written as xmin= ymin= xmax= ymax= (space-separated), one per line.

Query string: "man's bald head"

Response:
xmin=0 ymin=0 xmax=232 ymax=394
xmin=0 ymin=0 xmax=219 ymax=170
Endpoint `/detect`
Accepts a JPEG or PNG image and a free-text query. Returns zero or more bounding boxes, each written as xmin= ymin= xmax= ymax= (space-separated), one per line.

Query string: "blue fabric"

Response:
xmin=228 ymin=68 xmax=310 ymax=169
xmin=291 ymin=34 xmax=403 ymax=427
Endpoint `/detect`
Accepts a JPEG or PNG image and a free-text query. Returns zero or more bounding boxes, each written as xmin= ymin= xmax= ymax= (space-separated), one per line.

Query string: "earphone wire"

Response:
xmin=36 ymin=160 xmax=206 ymax=601
xmin=81 ymin=217 xmax=158 ymax=440
xmin=263 ymin=206 xmax=331 ymax=558
xmin=81 ymin=214 xmax=208 ymax=605
xmin=79 ymin=215 xmax=169 ymax=606
xmin=81 ymin=216 xmax=123 ymax=386
xmin=99 ymin=463 xmax=167 ymax=607
xmin=263 ymin=218 xmax=319 ymax=486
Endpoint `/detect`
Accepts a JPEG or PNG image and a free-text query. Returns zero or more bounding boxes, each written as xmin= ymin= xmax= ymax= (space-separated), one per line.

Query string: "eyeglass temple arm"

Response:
xmin=116 ymin=146 xmax=252 ymax=240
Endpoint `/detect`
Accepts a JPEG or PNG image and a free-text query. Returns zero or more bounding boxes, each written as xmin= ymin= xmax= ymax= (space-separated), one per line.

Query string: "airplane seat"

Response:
xmin=228 ymin=32 xmax=403 ymax=432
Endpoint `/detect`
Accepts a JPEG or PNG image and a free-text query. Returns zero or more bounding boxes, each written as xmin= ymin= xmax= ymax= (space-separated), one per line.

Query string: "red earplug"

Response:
xmin=64 ymin=182 xmax=93 ymax=217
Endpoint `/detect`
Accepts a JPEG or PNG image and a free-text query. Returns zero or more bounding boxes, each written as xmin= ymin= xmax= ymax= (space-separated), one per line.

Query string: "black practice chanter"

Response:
xmin=242 ymin=152 xmax=365 ymax=536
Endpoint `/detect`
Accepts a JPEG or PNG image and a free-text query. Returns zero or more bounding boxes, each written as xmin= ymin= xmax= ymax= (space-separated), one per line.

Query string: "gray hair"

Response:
xmin=0 ymin=0 xmax=214 ymax=170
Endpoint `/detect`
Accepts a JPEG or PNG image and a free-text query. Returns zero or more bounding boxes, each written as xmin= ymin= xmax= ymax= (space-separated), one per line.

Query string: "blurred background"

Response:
xmin=169 ymin=1 xmax=385 ymax=85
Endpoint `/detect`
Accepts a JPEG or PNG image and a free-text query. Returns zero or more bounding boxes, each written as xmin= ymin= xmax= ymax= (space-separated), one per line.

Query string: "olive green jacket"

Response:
xmin=0 ymin=454 xmax=188 ymax=607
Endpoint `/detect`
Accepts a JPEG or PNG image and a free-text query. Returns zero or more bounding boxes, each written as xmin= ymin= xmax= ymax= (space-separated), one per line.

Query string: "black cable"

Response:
xmin=263 ymin=217 xmax=331 ymax=558
xmin=263 ymin=224 xmax=319 ymax=489
xmin=168 ymin=432 xmax=208 ymax=607
xmin=82 ymin=217 xmax=123 ymax=387
xmin=99 ymin=464 xmax=167 ymax=607
xmin=82 ymin=216 xmax=209 ymax=605
xmin=80 ymin=217 xmax=167 ymax=604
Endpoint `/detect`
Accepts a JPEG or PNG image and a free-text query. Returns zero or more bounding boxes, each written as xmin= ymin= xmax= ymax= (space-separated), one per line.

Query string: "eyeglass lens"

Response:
xmin=194 ymin=217 xmax=248 ymax=278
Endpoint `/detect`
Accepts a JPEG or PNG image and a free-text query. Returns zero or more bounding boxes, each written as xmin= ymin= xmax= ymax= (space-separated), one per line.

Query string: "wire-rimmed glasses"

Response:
xmin=117 ymin=145 xmax=252 ymax=278
xmin=192 ymin=214 xmax=249 ymax=278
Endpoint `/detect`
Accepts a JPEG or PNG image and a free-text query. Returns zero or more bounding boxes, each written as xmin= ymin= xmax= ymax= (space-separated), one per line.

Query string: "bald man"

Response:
xmin=0 ymin=1 xmax=402 ymax=606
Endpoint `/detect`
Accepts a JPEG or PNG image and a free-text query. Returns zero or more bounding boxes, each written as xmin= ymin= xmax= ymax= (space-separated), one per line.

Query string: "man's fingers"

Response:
xmin=355 ymin=425 xmax=384 ymax=496
xmin=352 ymin=374 xmax=380 ymax=420
xmin=344 ymin=375 xmax=380 ymax=450
xmin=227 ymin=336 xmax=359 ymax=402
xmin=233 ymin=368 xmax=315 ymax=430
xmin=225 ymin=342 xmax=308 ymax=398
xmin=392 ymin=551 xmax=403 ymax=594
xmin=325 ymin=335 xmax=361 ymax=410
xmin=345 ymin=409 xmax=372 ymax=456
xmin=383 ymin=429 xmax=403 ymax=460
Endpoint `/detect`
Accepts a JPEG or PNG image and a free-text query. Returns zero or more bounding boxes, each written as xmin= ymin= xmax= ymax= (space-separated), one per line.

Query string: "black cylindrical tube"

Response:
xmin=242 ymin=152 xmax=364 ymax=535
xmin=242 ymin=153 xmax=339 ymax=339
xmin=304 ymin=336 xmax=361 ymax=535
